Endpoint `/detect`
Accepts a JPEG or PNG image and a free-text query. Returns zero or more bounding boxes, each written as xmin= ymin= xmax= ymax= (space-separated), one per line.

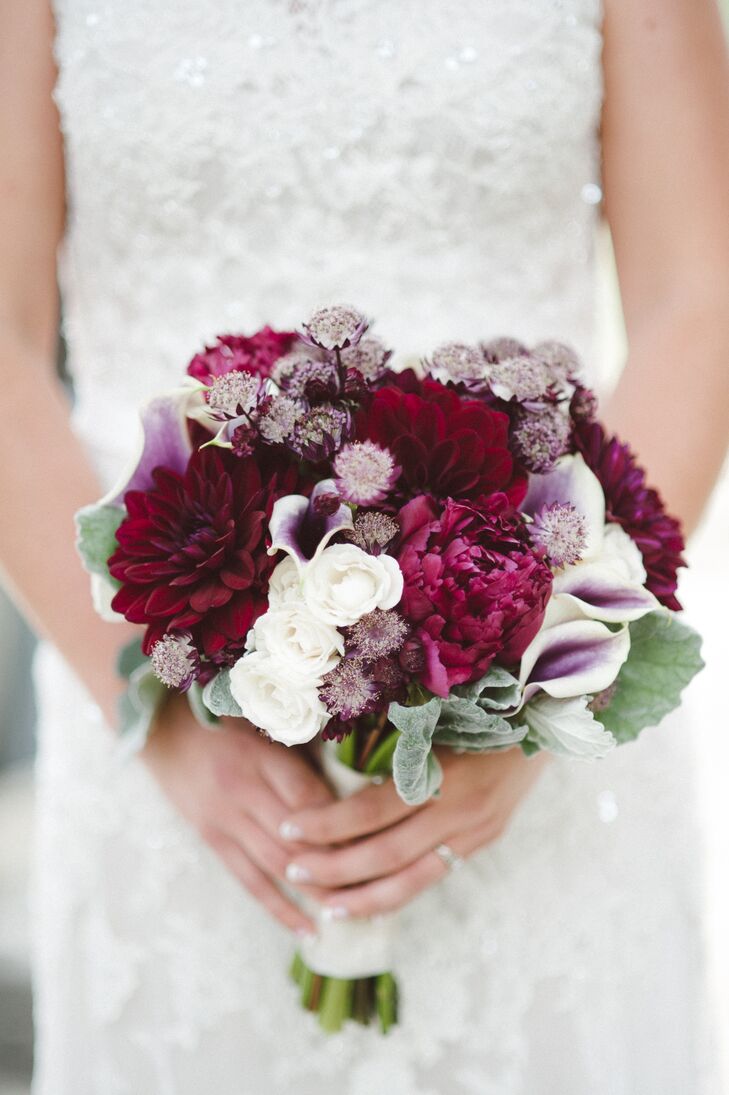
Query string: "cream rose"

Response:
xmin=266 ymin=556 xmax=301 ymax=608
xmin=301 ymin=543 xmax=403 ymax=627
xmin=228 ymin=651 xmax=330 ymax=746
xmin=251 ymin=602 xmax=344 ymax=681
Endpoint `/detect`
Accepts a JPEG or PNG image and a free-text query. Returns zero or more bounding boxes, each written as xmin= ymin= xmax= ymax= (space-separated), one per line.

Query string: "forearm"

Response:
xmin=0 ymin=330 xmax=138 ymax=725
xmin=603 ymin=293 xmax=729 ymax=537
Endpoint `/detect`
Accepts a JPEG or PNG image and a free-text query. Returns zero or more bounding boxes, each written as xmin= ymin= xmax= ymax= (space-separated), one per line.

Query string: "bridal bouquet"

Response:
xmin=76 ymin=304 xmax=702 ymax=1032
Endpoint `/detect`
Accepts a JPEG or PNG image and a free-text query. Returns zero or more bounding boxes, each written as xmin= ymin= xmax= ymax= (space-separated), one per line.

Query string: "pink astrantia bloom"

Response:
xmin=334 ymin=441 xmax=400 ymax=506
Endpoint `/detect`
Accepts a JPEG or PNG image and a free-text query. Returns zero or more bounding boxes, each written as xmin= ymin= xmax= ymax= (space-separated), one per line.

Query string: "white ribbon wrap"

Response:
xmin=298 ymin=740 xmax=399 ymax=979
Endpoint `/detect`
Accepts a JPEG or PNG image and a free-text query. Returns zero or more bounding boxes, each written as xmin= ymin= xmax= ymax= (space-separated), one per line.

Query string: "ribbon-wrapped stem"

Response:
xmin=290 ymin=722 xmax=401 ymax=1033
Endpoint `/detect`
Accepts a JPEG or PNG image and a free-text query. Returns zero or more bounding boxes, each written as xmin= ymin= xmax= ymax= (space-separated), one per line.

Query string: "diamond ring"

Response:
xmin=434 ymin=842 xmax=465 ymax=873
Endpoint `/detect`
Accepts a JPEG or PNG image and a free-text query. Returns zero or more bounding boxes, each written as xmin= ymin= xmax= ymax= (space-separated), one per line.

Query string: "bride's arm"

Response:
xmin=0 ymin=0 xmax=335 ymax=935
xmin=601 ymin=0 xmax=729 ymax=534
xmin=0 ymin=0 xmax=134 ymax=724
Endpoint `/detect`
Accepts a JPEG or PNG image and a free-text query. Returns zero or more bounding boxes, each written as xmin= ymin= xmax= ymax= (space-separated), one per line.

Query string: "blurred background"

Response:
xmin=1 ymin=9 xmax=729 ymax=1094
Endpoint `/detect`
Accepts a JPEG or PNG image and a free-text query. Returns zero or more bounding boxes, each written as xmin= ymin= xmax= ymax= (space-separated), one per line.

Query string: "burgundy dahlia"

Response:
xmin=187 ymin=327 xmax=298 ymax=384
xmin=397 ymin=493 xmax=553 ymax=697
xmin=573 ymin=420 xmax=686 ymax=610
xmin=109 ymin=447 xmax=300 ymax=660
xmin=356 ymin=376 xmax=526 ymax=504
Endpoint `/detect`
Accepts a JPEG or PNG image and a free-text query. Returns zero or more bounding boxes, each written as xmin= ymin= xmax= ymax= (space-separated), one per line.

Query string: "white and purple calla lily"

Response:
xmin=102 ymin=386 xmax=195 ymax=507
xmin=268 ymin=480 xmax=354 ymax=569
xmin=518 ymin=598 xmax=631 ymax=705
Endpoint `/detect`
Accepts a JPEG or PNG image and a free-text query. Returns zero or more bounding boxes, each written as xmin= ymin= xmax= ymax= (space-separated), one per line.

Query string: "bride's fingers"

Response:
xmin=227 ymin=811 xmax=332 ymax=901
xmin=318 ymin=820 xmax=498 ymax=919
xmin=204 ymin=827 xmax=317 ymax=936
xmin=279 ymin=779 xmax=424 ymax=846
xmin=283 ymin=803 xmax=468 ymax=888
xmin=259 ymin=746 xmax=335 ymax=812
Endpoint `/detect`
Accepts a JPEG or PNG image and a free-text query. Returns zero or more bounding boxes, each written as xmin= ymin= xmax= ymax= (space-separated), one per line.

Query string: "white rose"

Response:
xmin=302 ymin=543 xmax=403 ymax=627
xmin=228 ymin=651 xmax=330 ymax=746
xmin=267 ymin=556 xmax=301 ymax=608
xmin=252 ymin=602 xmax=344 ymax=681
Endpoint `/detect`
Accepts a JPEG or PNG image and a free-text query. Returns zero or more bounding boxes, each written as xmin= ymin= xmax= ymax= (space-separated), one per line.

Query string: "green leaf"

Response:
xmin=388 ymin=698 xmax=443 ymax=805
xmin=335 ymin=730 xmax=357 ymax=769
xmin=520 ymin=737 xmax=541 ymax=757
xmin=117 ymin=636 xmax=147 ymax=680
xmin=434 ymin=702 xmax=527 ymax=751
xmin=75 ymin=503 xmax=124 ymax=576
xmin=117 ymin=661 xmax=167 ymax=757
xmin=595 ymin=610 xmax=704 ymax=743
xmin=451 ymin=665 xmax=521 ymax=712
xmin=202 ymin=669 xmax=243 ymax=718
xmin=188 ymin=681 xmax=220 ymax=729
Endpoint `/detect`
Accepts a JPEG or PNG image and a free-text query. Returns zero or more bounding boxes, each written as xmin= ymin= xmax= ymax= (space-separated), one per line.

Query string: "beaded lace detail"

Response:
xmin=33 ymin=2 xmax=717 ymax=1092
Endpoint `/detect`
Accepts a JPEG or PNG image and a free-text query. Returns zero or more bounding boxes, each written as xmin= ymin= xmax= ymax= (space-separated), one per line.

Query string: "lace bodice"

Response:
xmin=53 ymin=0 xmax=603 ymax=481
xmin=33 ymin=4 xmax=718 ymax=1094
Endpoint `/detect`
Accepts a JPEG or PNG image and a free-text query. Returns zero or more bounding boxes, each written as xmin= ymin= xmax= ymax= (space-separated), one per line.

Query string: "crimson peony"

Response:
xmin=109 ymin=447 xmax=300 ymax=660
xmin=397 ymin=493 xmax=552 ymax=697
xmin=356 ymin=375 xmax=526 ymax=504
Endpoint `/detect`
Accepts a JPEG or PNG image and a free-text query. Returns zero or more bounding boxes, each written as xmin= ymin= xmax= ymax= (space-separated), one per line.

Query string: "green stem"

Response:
xmin=375 ymin=972 xmax=398 ymax=1034
xmin=318 ymin=976 xmax=354 ymax=1033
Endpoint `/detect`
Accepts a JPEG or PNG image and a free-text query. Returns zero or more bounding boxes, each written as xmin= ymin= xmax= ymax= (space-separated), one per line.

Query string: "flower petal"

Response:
xmin=522 ymin=453 xmax=605 ymax=560
xmin=552 ymin=561 xmax=659 ymax=623
xmin=104 ymin=390 xmax=194 ymax=507
xmin=519 ymin=605 xmax=631 ymax=701
xmin=268 ymin=480 xmax=354 ymax=567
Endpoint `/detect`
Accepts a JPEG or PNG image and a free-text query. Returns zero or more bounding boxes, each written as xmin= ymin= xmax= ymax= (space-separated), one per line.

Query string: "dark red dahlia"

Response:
xmin=356 ymin=376 xmax=526 ymax=504
xmin=187 ymin=327 xmax=298 ymax=384
xmin=573 ymin=420 xmax=686 ymax=610
xmin=396 ymin=493 xmax=553 ymax=697
xmin=109 ymin=447 xmax=300 ymax=660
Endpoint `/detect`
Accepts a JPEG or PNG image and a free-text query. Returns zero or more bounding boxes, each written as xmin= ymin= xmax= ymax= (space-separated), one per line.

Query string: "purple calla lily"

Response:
xmin=552 ymin=561 xmax=658 ymax=623
xmin=268 ymin=480 xmax=354 ymax=567
xmin=519 ymin=601 xmax=631 ymax=704
xmin=105 ymin=389 xmax=194 ymax=506
xmin=523 ymin=453 xmax=605 ymax=559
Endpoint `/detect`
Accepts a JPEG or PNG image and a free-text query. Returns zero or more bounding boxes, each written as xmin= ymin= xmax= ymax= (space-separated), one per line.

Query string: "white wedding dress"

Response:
xmin=33 ymin=2 xmax=719 ymax=1092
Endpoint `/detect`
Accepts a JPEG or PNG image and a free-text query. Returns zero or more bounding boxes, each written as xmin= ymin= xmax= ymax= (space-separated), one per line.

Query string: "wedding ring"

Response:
xmin=434 ymin=842 xmax=465 ymax=873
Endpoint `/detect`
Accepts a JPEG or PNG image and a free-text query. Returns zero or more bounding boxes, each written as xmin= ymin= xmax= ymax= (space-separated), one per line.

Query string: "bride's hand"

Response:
xmin=141 ymin=693 xmax=335 ymax=936
xmin=279 ymin=748 xmax=550 ymax=918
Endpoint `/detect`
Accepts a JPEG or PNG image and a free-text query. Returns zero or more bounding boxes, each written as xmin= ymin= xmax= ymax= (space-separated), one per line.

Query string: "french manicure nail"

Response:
xmin=279 ymin=820 xmax=303 ymax=841
xmin=285 ymin=863 xmax=311 ymax=883
xmin=321 ymin=905 xmax=349 ymax=922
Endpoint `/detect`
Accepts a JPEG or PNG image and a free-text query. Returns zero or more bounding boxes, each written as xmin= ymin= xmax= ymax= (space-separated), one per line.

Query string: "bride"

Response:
xmin=1 ymin=1 xmax=728 ymax=1092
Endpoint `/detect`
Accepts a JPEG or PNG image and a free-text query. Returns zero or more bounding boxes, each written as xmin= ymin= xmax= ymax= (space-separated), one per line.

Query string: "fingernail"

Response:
xmin=296 ymin=927 xmax=317 ymax=941
xmin=285 ymin=863 xmax=311 ymax=883
xmin=279 ymin=820 xmax=303 ymax=841
xmin=321 ymin=904 xmax=349 ymax=922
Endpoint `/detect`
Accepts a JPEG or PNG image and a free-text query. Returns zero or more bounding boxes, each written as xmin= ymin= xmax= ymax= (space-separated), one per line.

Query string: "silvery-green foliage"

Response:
xmin=388 ymin=698 xmax=443 ymax=805
xmin=75 ymin=503 xmax=124 ymax=577
xmin=594 ymin=611 xmax=704 ymax=743
xmin=202 ymin=669 xmax=244 ymax=718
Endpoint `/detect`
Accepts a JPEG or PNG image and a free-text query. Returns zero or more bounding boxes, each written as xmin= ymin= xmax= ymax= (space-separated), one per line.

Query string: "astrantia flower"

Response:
xmin=150 ymin=631 xmax=200 ymax=690
xmin=397 ymin=493 xmax=552 ymax=696
xmin=345 ymin=511 xmax=400 ymax=555
xmin=258 ymin=394 xmax=304 ymax=445
xmin=480 ymin=336 xmax=529 ymax=364
xmin=533 ymin=340 xmax=582 ymax=382
xmin=205 ymin=370 xmax=260 ymax=419
xmin=319 ymin=659 xmax=381 ymax=720
xmin=109 ymin=447 xmax=300 ymax=660
xmin=334 ymin=440 xmax=400 ymax=505
xmin=278 ymin=358 xmax=340 ymax=401
xmin=340 ymin=336 xmax=392 ymax=382
xmin=530 ymin=502 xmax=587 ymax=568
xmin=573 ymin=419 xmax=686 ymax=609
xmin=187 ymin=328 xmax=297 ymax=383
xmin=428 ymin=341 xmax=485 ymax=386
xmin=345 ymin=609 xmax=410 ymax=661
xmin=290 ymin=404 xmax=351 ymax=462
xmin=487 ymin=355 xmax=552 ymax=403
xmin=301 ymin=304 xmax=368 ymax=351
xmin=357 ymin=376 xmax=526 ymax=504
xmin=511 ymin=404 xmax=571 ymax=473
